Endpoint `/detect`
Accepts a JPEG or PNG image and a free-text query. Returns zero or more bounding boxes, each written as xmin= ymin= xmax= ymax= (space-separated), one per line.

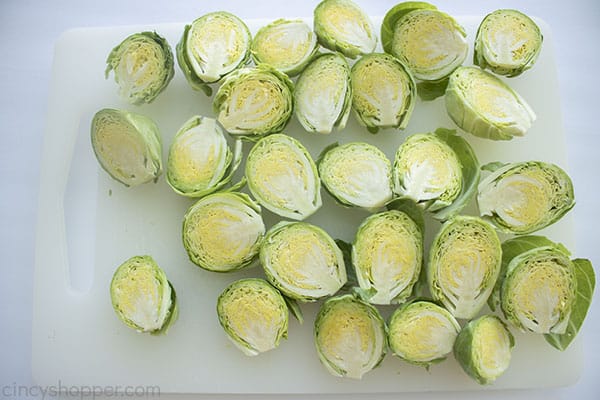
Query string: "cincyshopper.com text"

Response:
xmin=1 ymin=381 xmax=160 ymax=399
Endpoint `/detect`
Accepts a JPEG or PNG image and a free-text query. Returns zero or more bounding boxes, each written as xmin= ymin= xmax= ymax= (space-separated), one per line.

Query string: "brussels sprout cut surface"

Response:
xmin=350 ymin=53 xmax=416 ymax=133
xmin=428 ymin=216 xmax=502 ymax=320
xmin=313 ymin=0 xmax=377 ymax=59
xmin=314 ymin=294 xmax=386 ymax=379
xmin=454 ymin=315 xmax=514 ymax=385
xmin=110 ymin=255 xmax=177 ymax=334
xmin=213 ymin=65 xmax=294 ymax=140
xmin=445 ymin=66 xmax=536 ymax=140
xmin=478 ymin=161 xmax=575 ymax=234
xmin=260 ymin=222 xmax=347 ymax=302
xmin=246 ymin=134 xmax=321 ymax=220
xmin=474 ymin=9 xmax=543 ymax=77
xmin=91 ymin=108 xmax=163 ymax=187
xmin=217 ymin=278 xmax=288 ymax=356
xmin=294 ymin=53 xmax=352 ymax=134
xmin=182 ymin=192 xmax=265 ymax=272
xmin=318 ymin=142 xmax=392 ymax=210
xmin=177 ymin=12 xmax=251 ymax=95
xmin=388 ymin=301 xmax=460 ymax=367
xmin=105 ymin=31 xmax=174 ymax=105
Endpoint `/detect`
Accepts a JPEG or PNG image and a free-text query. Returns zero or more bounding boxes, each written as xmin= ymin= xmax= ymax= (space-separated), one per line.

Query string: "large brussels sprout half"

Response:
xmin=428 ymin=216 xmax=502 ymax=320
xmin=314 ymin=294 xmax=386 ymax=379
xmin=318 ymin=142 xmax=392 ymax=210
xmin=445 ymin=66 xmax=536 ymax=140
xmin=110 ymin=255 xmax=178 ymax=334
xmin=454 ymin=315 xmax=514 ymax=385
xmin=352 ymin=210 xmax=423 ymax=305
xmin=260 ymin=221 xmax=347 ymax=302
xmin=217 ymin=278 xmax=288 ymax=356
xmin=313 ymin=0 xmax=377 ymax=59
xmin=105 ymin=31 xmax=174 ymax=105
xmin=351 ymin=53 xmax=416 ymax=134
xmin=474 ymin=9 xmax=543 ymax=77
xmin=177 ymin=12 xmax=251 ymax=96
xmin=246 ymin=134 xmax=321 ymax=220
xmin=251 ymin=19 xmax=319 ymax=77
xmin=167 ymin=115 xmax=242 ymax=198
xmin=91 ymin=108 xmax=163 ymax=187
xmin=294 ymin=53 xmax=352 ymax=134
xmin=182 ymin=192 xmax=265 ymax=272
xmin=213 ymin=65 xmax=294 ymax=140
xmin=478 ymin=161 xmax=575 ymax=234
xmin=388 ymin=300 xmax=460 ymax=367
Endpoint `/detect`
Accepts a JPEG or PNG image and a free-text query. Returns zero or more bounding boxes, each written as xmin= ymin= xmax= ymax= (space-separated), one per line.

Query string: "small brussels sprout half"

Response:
xmin=245 ymin=134 xmax=321 ymax=220
xmin=318 ymin=142 xmax=392 ymax=210
xmin=177 ymin=12 xmax=251 ymax=96
xmin=351 ymin=53 xmax=416 ymax=134
xmin=313 ymin=0 xmax=377 ymax=59
xmin=478 ymin=161 xmax=575 ymax=235
xmin=251 ymin=19 xmax=319 ymax=77
xmin=445 ymin=66 xmax=536 ymax=140
xmin=352 ymin=210 xmax=423 ymax=305
xmin=454 ymin=315 xmax=514 ymax=385
xmin=105 ymin=31 xmax=174 ymax=105
xmin=182 ymin=192 xmax=265 ymax=272
xmin=392 ymin=128 xmax=480 ymax=220
xmin=428 ymin=216 xmax=502 ymax=320
xmin=217 ymin=278 xmax=288 ymax=356
xmin=294 ymin=53 xmax=352 ymax=134
xmin=213 ymin=65 xmax=294 ymax=140
xmin=91 ymin=108 xmax=162 ymax=187
xmin=474 ymin=9 xmax=543 ymax=77
xmin=314 ymin=294 xmax=386 ymax=379
xmin=388 ymin=300 xmax=460 ymax=367
xmin=110 ymin=255 xmax=178 ymax=334
xmin=260 ymin=221 xmax=347 ymax=302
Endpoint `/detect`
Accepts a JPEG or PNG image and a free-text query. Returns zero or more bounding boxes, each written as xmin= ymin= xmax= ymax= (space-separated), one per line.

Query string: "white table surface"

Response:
xmin=1 ymin=0 xmax=598 ymax=399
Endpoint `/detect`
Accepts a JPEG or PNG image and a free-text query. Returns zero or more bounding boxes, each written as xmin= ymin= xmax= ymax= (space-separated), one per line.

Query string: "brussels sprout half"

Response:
xmin=314 ymin=294 xmax=386 ymax=379
xmin=217 ymin=278 xmax=289 ymax=356
xmin=91 ymin=108 xmax=163 ymax=187
xmin=110 ymin=255 xmax=178 ymax=334
xmin=105 ymin=31 xmax=174 ymax=105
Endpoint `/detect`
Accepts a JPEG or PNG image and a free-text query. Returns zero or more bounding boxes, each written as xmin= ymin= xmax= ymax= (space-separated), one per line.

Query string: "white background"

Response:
xmin=0 ymin=0 xmax=598 ymax=399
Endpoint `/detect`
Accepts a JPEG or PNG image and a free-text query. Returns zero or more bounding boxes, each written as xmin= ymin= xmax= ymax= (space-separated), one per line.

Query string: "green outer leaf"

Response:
xmin=545 ymin=258 xmax=596 ymax=350
xmin=335 ymin=239 xmax=359 ymax=293
xmin=176 ymin=24 xmax=212 ymax=96
xmin=385 ymin=197 xmax=425 ymax=234
xmin=481 ymin=161 xmax=508 ymax=173
xmin=283 ymin=296 xmax=304 ymax=324
xmin=417 ymin=77 xmax=449 ymax=101
xmin=381 ymin=2 xmax=437 ymax=54
xmin=151 ymin=282 xmax=179 ymax=336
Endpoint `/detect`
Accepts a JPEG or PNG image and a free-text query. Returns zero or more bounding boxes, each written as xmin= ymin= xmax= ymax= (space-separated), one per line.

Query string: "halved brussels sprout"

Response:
xmin=478 ymin=161 xmax=575 ymax=234
xmin=388 ymin=300 xmax=460 ymax=367
xmin=167 ymin=116 xmax=242 ymax=197
xmin=445 ymin=66 xmax=536 ymax=140
xmin=352 ymin=210 xmax=423 ymax=305
xmin=454 ymin=315 xmax=514 ymax=385
xmin=177 ymin=12 xmax=251 ymax=96
xmin=105 ymin=31 xmax=174 ymax=105
xmin=260 ymin=221 xmax=347 ymax=302
xmin=392 ymin=128 xmax=480 ymax=220
xmin=313 ymin=0 xmax=377 ymax=59
xmin=294 ymin=53 xmax=352 ymax=134
xmin=351 ymin=53 xmax=416 ymax=134
xmin=213 ymin=65 xmax=294 ymax=140
xmin=314 ymin=294 xmax=386 ymax=379
xmin=110 ymin=255 xmax=178 ymax=334
xmin=91 ymin=108 xmax=162 ymax=187
xmin=217 ymin=278 xmax=288 ymax=356
xmin=474 ymin=9 xmax=543 ymax=77
xmin=182 ymin=192 xmax=265 ymax=272
xmin=318 ymin=142 xmax=392 ymax=210
xmin=428 ymin=216 xmax=502 ymax=320
xmin=251 ymin=19 xmax=318 ymax=77
xmin=245 ymin=134 xmax=321 ymax=220
xmin=381 ymin=2 xmax=467 ymax=100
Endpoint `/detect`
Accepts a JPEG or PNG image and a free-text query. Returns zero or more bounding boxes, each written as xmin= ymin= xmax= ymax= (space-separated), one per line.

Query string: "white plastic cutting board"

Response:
xmin=33 ymin=16 xmax=582 ymax=393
